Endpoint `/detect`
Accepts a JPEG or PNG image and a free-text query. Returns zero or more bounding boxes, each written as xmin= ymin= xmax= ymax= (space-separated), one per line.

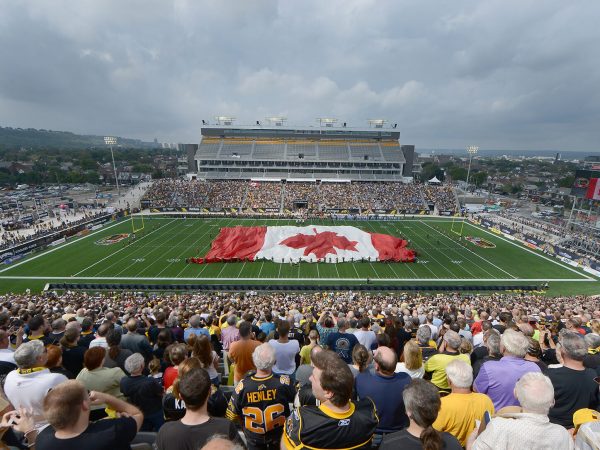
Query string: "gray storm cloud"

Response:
xmin=1 ymin=0 xmax=599 ymax=151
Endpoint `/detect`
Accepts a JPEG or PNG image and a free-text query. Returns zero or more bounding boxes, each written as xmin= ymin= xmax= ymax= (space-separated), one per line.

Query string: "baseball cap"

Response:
xmin=573 ymin=408 xmax=600 ymax=430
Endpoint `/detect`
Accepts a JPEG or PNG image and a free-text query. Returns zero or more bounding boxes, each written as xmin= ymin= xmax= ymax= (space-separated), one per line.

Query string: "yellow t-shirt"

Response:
xmin=424 ymin=353 xmax=470 ymax=391
xmin=299 ymin=344 xmax=313 ymax=365
xmin=433 ymin=392 xmax=495 ymax=446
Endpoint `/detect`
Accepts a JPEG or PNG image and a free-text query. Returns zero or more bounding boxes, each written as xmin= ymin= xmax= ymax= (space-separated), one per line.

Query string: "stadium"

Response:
xmin=1 ymin=120 xmax=598 ymax=296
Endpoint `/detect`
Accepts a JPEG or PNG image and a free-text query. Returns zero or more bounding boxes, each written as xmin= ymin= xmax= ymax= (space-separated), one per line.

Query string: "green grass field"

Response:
xmin=1 ymin=216 xmax=598 ymax=295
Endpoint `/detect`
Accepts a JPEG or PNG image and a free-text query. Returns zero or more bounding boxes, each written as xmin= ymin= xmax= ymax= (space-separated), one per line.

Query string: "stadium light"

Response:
xmin=368 ymin=119 xmax=387 ymax=129
xmin=266 ymin=117 xmax=287 ymax=126
xmin=104 ymin=136 xmax=120 ymax=196
xmin=465 ymin=145 xmax=479 ymax=192
xmin=215 ymin=116 xmax=235 ymax=125
xmin=317 ymin=118 xmax=338 ymax=128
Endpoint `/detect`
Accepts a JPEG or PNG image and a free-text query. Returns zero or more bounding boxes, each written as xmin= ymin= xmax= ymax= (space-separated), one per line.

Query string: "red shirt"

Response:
xmin=163 ymin=366 xmax=178 ymax=389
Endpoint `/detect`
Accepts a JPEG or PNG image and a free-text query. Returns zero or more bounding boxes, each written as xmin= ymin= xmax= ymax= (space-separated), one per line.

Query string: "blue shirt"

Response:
xmin=259 ymin=322 xmax=276 ymax=336
xmin=325 ymin=331 xmax=358 ymax=364
xmin=355 ymin=371 xmax=411 ymax=432
xmin=183 ymin=327 xmax=210 ymax=341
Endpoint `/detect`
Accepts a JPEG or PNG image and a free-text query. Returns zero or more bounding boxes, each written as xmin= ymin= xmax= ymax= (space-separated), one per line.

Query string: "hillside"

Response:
xmin=0 ymin=126 xmax=156 ymax=149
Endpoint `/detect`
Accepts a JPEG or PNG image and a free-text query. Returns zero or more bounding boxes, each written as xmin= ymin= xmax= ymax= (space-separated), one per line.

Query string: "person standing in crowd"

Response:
xmin=467 ymin=372 xmax=574 ymax=450
xmin=120 ymin=318 xmax=153 ymax=360
xmin=184 ymin=315 xmax=209 ymax=341
xmin=120 ymin=353 xmax=164 ymax=431
xmin=4 ymin=340 xmax=68 ymax=431
xmin=75 ymin=347 xmax=126 ymax=421
xmin=190 ymin=334 xmax=221 ymax=386
xmin=282 ymin=350 xmax=378 ymax=449
xmin=268 ymin=320 xmax=300 ymax=382
xmin=163 ymin=343 xmax=187 ymax=390
xmin=36 ymin=380 xmax=143 ymax=449
xmin=379 ymin=379 xmax=462 ymax=450
xmin=396 ymin=340 xmax=425 ymax=379
xmin=298 ymin=329 xmax=319 ymax=365
xmin=221 ymin=315 xmax=240 ymax=378
xmin=433 ymin=360 xmax=494 ymax=447
xmin=353 ymin=317 xmax=377 ymax=351
xmin=546 ymin=331 xmax=600 ymax=429
xmin=355 ymin=346 xmax=412 ymax=446
xmin=474 ymin=328 xmax=540 ymax=410
xmin=416 ymin=326 xmax=438 ymax=361
xmin=157 ymin=367 xmax=241 ymax=450
xmin=229 ymin=321 xmax=261 ymax=385
xmin=325 ymin=318 xmax=359 ymax=364
xmin=227 ymin=343 xmax=295 ymax=450
xmin=60 ymin=327 xmax=86 ymax=376
xmin=424 ymin=330 xmax=470 ymax=392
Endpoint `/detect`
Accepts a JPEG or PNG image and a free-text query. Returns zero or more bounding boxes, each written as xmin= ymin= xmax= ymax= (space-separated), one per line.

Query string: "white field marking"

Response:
xmin=72 ymin=219 xmax=177 ymax=277
xmin=0 ymin=276 xmax=593 ymax=282
xmin=90 ymin=219 xmax=182 ymax=277
xmin=410 ymin=220 xmax=482 ymax=278
xmin=129 ymin=219 xmax=201 ymax=277
xmin=363 ymin=221 xmax=420 ymax=279
xmin=465 ymin=221 xmax=594 ymax=280
xmin=384 ymin=221 xmax=443 ymax=279
xmin=0 ymin=218 xmax=128 ymax=274
xmin=420 ymin=220 xmax=515 ymax=279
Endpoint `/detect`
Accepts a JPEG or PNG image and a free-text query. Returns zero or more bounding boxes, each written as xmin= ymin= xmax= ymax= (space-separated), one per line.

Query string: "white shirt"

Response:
xmin=268 ymin=339 xmax=299 ymax=375
xmin=89 ymin=337 xmax=109 ymax=349
xmin=395 ymin=362 xmax=425 ymax=379
xmin=472 ymin=413 xmax=574 ymax=450
xmin=4 ymin=369 xmax=68 ymax=430
xmin=353 ymin=329 xmax=377 ymax=351
xmin=473 ymin=333 xmax=484 ymax=348
xmin=0 ymin=348 xmax=16 ymax=364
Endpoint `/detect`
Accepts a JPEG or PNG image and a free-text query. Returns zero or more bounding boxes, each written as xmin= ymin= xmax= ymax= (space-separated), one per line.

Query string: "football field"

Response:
xmin=0 ymin=215 xmax=597 ymax=294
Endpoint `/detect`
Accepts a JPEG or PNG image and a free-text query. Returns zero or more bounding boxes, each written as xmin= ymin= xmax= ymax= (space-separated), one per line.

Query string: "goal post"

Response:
xmin=131 ymin=213 xmax=145 ymax=234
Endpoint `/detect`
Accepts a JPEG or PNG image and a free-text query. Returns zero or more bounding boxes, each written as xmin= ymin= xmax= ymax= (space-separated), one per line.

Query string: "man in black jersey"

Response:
xmin=226 ymin=343 xmax=295 ymax=450
xmin=282 ymin=350 xmax=378 ymax=450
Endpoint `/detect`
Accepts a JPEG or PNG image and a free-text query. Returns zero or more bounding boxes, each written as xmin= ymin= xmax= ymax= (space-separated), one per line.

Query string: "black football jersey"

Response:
xmin=282 ymin=398 xmax=378 ymax=449
xmin=226 ymin=373 xmax=295 ymax=445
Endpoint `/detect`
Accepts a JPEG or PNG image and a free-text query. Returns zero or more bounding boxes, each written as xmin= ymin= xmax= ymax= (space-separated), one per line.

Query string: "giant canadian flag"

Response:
xmin=586 ymin=178 xmax=600 ymax=200
xmin=191 ymin=225 xmax=416 ymax=264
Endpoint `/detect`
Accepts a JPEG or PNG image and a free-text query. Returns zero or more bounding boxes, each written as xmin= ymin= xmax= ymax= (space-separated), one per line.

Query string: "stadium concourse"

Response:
xmin=0 ymin=289 xmax=599 ymax=449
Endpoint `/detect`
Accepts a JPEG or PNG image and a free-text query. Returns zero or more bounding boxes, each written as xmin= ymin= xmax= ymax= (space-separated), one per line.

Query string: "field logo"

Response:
xmin=466 ymin=236 xmax=496 ymax=248
xmin=95 ymin=233 xmax=130 ymax=245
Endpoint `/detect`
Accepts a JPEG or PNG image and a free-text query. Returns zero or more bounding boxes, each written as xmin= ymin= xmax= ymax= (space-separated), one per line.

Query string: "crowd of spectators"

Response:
xmin=143 ymin=179 xmax=453 ymax=213
xmin=0 ymin=289 xmax=599 ymax=449
xmin=424 ymin=185 xmax=458 ymax=212
xmin=0 ymin=210 xmax=111 ymax=251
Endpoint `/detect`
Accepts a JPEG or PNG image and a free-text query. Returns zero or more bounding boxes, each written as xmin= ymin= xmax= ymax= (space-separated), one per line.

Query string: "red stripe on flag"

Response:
xmin=586 ymin=178 xmax=600 ymax=200
xmin=200 ymin=226 xmax=267 ymax=263
xmin=370 ymin=232 xmax=416 ymax=262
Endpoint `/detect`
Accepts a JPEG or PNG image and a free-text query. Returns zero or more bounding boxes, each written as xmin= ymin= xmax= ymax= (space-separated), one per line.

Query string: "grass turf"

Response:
xmin=0 ymin=216 xmax=597 ymax=295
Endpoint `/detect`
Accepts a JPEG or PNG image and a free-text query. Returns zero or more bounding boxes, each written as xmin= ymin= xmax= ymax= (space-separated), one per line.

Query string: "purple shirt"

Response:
xmin=221 ymin=325 xmax=240 ymax=351
xmin=474 ymin=355 xmax=541 ymax=410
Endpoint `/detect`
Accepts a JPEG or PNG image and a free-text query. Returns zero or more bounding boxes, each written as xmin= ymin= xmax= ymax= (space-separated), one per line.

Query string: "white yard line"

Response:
xmin=420 ymin=220 xmax=515 ymax=279
xmin=74 ymin=219 xmax=177 ymax=277
xmin=465 ymin=221 xmax=594 ymax=280
xmin=384 ymin=222 xmax=441 ymax=279
xmin=0 ymin=219 xmax=126 ymax=274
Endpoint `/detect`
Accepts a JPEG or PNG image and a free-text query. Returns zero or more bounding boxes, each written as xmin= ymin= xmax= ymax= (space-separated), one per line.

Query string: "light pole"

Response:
xmin=465 ymin=145 xmax=479 ymax=192
xmin=104 ymin=136 xmax=120 ymax=196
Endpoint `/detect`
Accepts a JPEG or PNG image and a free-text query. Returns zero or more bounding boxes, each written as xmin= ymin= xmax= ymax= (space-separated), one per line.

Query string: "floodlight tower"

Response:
xmin=104 ymin=136 xmax=120 ymax=196
xmin=317 ymin=118 xmax=338 ymax=128
xmin=465 ymin=145 xmax=479 ymax=192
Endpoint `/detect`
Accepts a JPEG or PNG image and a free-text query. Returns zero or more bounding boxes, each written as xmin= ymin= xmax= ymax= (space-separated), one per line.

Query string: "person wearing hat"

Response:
xmin=573 ymin=408 xmax=600 ymax=450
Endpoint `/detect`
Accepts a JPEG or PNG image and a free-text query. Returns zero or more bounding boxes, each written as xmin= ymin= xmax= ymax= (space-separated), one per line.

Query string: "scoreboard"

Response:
xmin=572 ymin=169 xmax=600 ymax=199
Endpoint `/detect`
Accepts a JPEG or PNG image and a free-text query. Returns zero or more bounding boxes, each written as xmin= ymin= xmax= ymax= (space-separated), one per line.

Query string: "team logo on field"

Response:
xmin=465 ymin=236 xmax=496 ymax=248
xmin=95 ymin=233 xmax=130 ymax=245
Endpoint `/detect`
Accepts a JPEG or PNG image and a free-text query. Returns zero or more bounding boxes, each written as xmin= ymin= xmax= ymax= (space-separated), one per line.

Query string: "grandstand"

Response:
xmin=194 ymin=122 xmax=413 ymax=182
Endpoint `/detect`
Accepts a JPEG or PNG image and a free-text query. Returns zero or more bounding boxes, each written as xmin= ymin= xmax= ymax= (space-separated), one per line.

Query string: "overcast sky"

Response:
xmin=1 ymin=1 xmax=600 ymax=151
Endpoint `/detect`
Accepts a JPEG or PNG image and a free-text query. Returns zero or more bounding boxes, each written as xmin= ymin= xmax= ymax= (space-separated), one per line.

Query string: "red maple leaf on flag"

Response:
xmin=279 ymin=228 xmax=359 ymax=259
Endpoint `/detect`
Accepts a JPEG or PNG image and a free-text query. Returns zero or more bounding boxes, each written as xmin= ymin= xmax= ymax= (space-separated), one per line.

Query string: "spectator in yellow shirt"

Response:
xmin=433 ymin=360 xmax=494 ymax=446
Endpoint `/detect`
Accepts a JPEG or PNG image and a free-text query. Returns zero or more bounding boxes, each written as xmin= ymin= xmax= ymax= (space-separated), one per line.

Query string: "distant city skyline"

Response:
xmin=1 ymin=1 xmax=600 ymax=152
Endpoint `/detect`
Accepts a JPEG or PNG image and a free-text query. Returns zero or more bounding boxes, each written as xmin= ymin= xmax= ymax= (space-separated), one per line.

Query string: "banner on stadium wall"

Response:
xmin=481 ymin=220 xmax=493 ymax=228
xmin=551 ymin=245 xmax=577 ymax=260
xmin=524 ymin=235 xmax=545 ymax=247
xmin=500 ymin=227 xmax=514 ymax=235
xmin=189 ymin=225 xmax=416 ymax=264
xmin=439 ymin=210 xmax=454 ymax=216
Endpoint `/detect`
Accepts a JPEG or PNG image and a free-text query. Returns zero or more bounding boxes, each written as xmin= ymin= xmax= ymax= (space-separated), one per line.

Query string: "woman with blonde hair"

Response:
xmin=396 ymin=340 xmax=424 ymax=378
xmin=299 ymin=329 xmax=319 ymax=365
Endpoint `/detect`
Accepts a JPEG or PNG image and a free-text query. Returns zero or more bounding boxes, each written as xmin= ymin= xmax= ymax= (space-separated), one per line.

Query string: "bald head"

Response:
xmin=374 ymin=346 xmax=397 ymax=375
xmin=126 ymin=318 xmax=138 ymax=332
xmin=200 ymin=436 xmax=244 ymax=450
